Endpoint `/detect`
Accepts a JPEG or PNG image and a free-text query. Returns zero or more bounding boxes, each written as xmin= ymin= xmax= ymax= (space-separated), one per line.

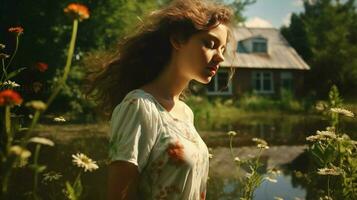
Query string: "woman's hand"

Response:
xmin=107 ymin=160 xmax=140 ymax=200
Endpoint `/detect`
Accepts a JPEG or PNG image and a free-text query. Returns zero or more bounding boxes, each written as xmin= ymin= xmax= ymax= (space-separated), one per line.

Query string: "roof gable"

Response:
xmin=222 ymin=27 xmax=310 ymax=70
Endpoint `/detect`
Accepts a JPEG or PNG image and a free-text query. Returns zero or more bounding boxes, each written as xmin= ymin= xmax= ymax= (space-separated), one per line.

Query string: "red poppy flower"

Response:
xmin=0 ymin=89 xmax=23 ymax=106
xmin=8 ymin=26 xmax=24 ymax=35
xmin=35 ymin=62 xmax=48 ymax=72
xmin=167 ymin=140 xmax=185 ymax=164
xmin=64 ymin=3 xmax=90 ymax=21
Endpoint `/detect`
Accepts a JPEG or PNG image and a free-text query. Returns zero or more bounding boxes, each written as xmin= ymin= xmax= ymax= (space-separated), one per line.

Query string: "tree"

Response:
xmin=280 ymin=0 xmax=357 ymax=98
xmin=0 ymin=0 xmax=164 ymax=119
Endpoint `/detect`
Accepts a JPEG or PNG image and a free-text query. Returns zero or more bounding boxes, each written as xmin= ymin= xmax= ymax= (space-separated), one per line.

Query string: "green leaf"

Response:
xmin=7 ymin=67 xmax=27 ymax=80
xmin=65 ymin=181 xmax=77 ymax=200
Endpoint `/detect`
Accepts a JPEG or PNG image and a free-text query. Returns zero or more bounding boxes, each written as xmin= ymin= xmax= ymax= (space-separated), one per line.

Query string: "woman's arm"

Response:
xmin=107 ymin=160 xmax=140 ymax=200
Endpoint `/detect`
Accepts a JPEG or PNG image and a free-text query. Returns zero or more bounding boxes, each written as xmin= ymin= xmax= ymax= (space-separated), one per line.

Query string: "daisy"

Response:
xmin=72 ymin=153 xmax=99 ymax=172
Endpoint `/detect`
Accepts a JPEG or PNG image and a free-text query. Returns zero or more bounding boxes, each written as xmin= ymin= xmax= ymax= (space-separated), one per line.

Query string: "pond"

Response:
xmin=6 ymin=114 xmax=356 ymax=199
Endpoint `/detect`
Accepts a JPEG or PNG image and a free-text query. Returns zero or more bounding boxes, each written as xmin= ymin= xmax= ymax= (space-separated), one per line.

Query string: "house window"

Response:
xmin=252 ymin=71 xmax=274 ymax=93
xmin=252 ymin=41 xmax=267 ymax=53
xmin=207 ymin=70 xmax=232 ymax=95
xmin=237 ymin=41 xmax=247 ymax=53
xmin=280 ymin=72 xmax=293 ymax=90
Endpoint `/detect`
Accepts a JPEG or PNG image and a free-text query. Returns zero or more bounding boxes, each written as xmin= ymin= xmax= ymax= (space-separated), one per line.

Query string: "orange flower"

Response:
xmin=8 ymin=26 xmax=24 ymax=35
xmin=35 ymin=62 xmax=48 ymax=72
xmin=167 ymin=140 xmax=185 ymax=165
xmin=64 ymin=3 xmax=90 ymax=21
xmin=0 ymin=89 xmax=23 ymax=106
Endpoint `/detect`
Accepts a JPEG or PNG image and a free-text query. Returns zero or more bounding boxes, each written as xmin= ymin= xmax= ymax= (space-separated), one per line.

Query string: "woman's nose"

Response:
xmin=214 ymin=49 xmax=225 ymax=62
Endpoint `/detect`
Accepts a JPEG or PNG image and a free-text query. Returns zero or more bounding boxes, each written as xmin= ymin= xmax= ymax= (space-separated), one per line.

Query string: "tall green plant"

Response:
xmin=226 ymin=131 xmax=280 ymax=200
xmin=306 ymin=85 xmax=356 ymax=199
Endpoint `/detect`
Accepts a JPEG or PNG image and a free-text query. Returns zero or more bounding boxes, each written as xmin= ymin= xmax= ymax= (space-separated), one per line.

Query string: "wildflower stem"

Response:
xmin=5 ymin=106 xmax=11 ymax=151
xmin=45 ymin=19 xmax=78 ymax=110
xmin=1 ymin=59 xmax=7 ymax=83
xmin=327 ymin=175 xmax=330 ymax=198
xmin=229 ymin=135 xmax=235 ymax=159
xmin=29 ymin=110 xmax=41 ymax=131
xmin=32 ymin=144 xmax=42 ymax=200
xmin=2 ymin=36 xmax=19 ymax=83
xmin=18 ymin=110 xmax=41 ymax=149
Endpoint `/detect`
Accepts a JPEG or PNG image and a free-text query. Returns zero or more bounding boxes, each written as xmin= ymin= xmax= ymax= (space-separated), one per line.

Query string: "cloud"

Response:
xmin=282 ymin=12 xmax=293 ymax=27
xmin=244 ymin=17 xmax=274 ymax=28
xmin=293 ymin=0 xmax=304 ymax=7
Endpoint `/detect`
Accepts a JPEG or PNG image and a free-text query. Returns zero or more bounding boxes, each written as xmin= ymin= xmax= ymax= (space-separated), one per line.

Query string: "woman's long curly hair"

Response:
xmin=84 ymin=0 xmax=235 ymax=118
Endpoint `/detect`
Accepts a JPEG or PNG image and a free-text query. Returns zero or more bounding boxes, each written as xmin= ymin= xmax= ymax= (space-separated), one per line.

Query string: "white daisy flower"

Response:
xmin=252 ymin=138 xmax=269 ymax=149
xmin=25 ymin=100 xmax=47 ymax=111
xmin=317 ymin=166 xmax=342 ymax=176
xmin=330 ymin=107 xmax=354 ymax=117
xmin=9 ymin=145 xmax=31 ymax=159
xmin=227 ymin=131 xmax=237 ymax=136
xmin=1 ymin=80 xmax=20 ymax=88
xmin=29 ymin=137 xmax=54 ymax=146
xmin=53 ymin=116 xmax=66 ymax=122
xmin=72 ymin=153 xmax=99 ymax=172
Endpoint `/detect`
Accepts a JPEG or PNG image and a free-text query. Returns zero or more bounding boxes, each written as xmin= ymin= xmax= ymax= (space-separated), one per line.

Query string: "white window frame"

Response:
xmin=252 ymin=71 xmax=274 ymax=94
xmin=206 ymin=70 xmax=232 ymax=95
xmin=252 ymin=38 xmax=267 ymax=53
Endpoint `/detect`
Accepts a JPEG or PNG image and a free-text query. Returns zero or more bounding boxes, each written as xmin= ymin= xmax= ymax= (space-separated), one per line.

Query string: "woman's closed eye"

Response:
xmin=203 ymin=40 xmax=215 ymax=49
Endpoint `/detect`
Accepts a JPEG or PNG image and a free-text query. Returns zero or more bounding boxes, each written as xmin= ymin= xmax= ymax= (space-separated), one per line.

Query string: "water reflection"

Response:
xmin=206 ymin=174 xmax=306 ymax=200
xmin=202 ymin=115 xmax=356 ymax=147
xmin=207 ymin=146 xmax=308 ymax=200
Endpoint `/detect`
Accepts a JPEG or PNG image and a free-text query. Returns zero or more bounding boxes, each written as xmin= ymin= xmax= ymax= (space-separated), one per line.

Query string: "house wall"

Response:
xmin=232 ymin=68 xmax=307 ymax=98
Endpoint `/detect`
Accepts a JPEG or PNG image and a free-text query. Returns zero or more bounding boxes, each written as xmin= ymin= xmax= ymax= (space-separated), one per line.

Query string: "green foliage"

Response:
xmin=1 ymin=0 xmax=165 ymax=118
xmin=281 ymin=0 xmax=357 ymax=97
xmin=220 ymin=0 xmax=257 ymax=23
xmin=235 ymin=91 xmax=304 ymax=113
xmin=226 ymin=132 xmax=279 ymax=200
xmin=65 ymin=173 xmax=83 ymax=200
xmin=1 ymin=5 xmax=99 ymax=199
xmin=328 ymin=85 xmax=343 ymax=108
xmin=305 ymin=85 xmax=356 ymax=199
xmin=279 ymin=89 xmax=304 ymax=112
xmin=236 ymin=93 xmax=277 ymax=111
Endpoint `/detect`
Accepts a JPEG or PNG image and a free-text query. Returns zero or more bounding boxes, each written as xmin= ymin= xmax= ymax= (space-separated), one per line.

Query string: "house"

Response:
xmin=206 ymin=26 xmax=310 ymax=98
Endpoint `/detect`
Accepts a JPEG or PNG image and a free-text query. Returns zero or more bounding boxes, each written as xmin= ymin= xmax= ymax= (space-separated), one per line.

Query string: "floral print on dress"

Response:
xmin=166 ymin=140 xmax=185 ymax=165
xmin=154 ymin=184 xmax=181 ymax=200
xmin=200 ymin=191 xmax=206 ymax=200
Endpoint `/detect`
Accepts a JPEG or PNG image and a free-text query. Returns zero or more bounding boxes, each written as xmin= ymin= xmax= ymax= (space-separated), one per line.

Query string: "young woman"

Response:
xmin=86 ymin=0 xmax=235 ymax=199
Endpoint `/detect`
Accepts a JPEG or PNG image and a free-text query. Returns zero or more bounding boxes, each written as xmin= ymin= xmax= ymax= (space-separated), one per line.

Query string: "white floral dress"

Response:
xmin=108 ymin=89 xmax=210 ymax=200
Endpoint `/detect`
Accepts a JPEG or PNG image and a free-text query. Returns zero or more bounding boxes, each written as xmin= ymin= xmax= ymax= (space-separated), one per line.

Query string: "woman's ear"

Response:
xmin=169 ymin=34 xmax=182 ymax=50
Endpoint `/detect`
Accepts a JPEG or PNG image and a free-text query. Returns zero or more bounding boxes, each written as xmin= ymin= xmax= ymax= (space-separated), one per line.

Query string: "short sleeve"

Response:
xmin=108 ymin=96 xmax=161 ymax=173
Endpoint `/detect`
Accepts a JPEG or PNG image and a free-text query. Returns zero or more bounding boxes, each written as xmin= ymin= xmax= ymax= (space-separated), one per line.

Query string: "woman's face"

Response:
xmin=173 ymin=23 xmax=228 ymax=84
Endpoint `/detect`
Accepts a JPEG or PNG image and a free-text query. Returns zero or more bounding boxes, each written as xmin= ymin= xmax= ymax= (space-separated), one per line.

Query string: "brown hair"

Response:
xmin=85 ymin=0 xmax=236 ymax=118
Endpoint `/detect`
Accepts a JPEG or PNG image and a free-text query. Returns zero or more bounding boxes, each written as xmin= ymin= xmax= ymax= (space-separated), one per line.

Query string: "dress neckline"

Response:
xmin=133 ymin=89 xmax=192 ymax=125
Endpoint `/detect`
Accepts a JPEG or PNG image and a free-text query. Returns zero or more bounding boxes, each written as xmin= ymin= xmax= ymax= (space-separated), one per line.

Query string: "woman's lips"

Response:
xmin=207 ymin=66 xmax=218 ymax=75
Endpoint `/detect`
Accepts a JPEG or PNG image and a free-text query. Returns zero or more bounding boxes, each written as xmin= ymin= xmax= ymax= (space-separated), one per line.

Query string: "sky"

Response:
xmin=242 ymin=0 xmax=305 ymax=28
xmin=242 ymin=0 xmax=355 ymax=28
